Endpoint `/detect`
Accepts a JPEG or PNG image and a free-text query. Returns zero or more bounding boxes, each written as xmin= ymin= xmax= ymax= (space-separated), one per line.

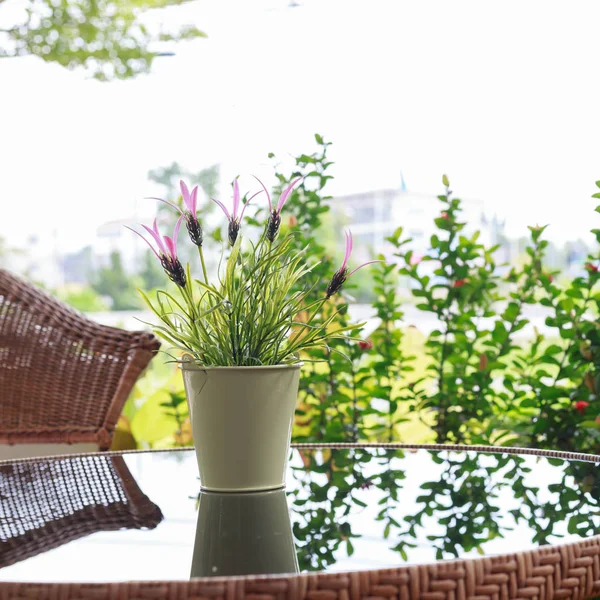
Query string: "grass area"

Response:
xmin=393 ymin=326 xmax=435 ymax=443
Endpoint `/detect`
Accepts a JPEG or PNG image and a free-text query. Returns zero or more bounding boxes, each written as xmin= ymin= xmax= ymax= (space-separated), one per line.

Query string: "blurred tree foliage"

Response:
xmin=148 ymin=162 xmax=219 ymax=205
xmin=139 ymin=249 xmax=164 ymax=291
xmin=92 ymin=250 xmax=141 ymax=309
xmin=55 ymin=285 xmax=109 ymax=312
xmin=0 ymin=0 xmax=206 ymax=80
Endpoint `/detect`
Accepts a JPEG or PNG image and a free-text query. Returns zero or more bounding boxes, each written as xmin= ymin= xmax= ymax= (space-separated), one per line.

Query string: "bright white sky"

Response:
xmin=1 ymin=0 xmax=600 ymax=253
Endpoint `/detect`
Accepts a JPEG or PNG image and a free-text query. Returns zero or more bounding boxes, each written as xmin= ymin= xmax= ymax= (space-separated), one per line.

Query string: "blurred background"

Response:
xmin=3 ymin=0 xmax=600 ymax=450
xmin=3 ymin=4 xmax=600 ymax=576
xmin=2 ymin=0 xmax=600 ymax=313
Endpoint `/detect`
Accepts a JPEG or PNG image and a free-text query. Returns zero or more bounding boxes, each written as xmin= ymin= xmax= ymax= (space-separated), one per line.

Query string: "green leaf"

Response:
xmin=130 ymin=390 xmax=180 ymax=446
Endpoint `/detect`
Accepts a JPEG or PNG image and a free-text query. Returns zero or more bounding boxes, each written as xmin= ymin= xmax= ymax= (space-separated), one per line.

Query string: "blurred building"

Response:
xmin=62 ymin=246 xmax=95 ymax=284
xmin=329 ymin=182 xmax=508 ymax=264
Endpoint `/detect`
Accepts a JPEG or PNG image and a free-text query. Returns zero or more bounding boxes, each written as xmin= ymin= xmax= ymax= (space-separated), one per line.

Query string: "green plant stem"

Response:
xmin=179 ymin=282 xmax=196 ymax=319
xmin=288 ymin=297 xmax=329 ymax=349
xmin=326 ymin=356 xmax=343 ymax=434
xmin=198 ymin=246 xmax=209 ymax=285
xmin=436 ymin=296 xmax=457 ymax=442
xmin=350 ymin=360 xmax=359 ymax=442
xmin=378 ymin=297 xmax=398 ymax=442
xmin=305 ymin=298 xmax=330 ymax=326
xmin=435 ymin=186 xmax=458 ymax=443
xmin=436 ymin=320 xmax=451 ymax=443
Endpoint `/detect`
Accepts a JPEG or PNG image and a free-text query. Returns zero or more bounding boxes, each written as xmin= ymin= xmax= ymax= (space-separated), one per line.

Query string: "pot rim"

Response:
xmin=197 ymin=487 xmax=287 ymax=497
xmin=178 ymin=361 xmax=304 ymax=372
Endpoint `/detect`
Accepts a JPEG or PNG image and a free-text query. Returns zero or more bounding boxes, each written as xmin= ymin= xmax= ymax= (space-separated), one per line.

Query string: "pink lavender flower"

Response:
xmin=213 ymin=179 xmax=263 ymax=245
xmin=326 ymin=230 xmax=383 ymax=298
xmin=150 ymin=181 xmax=203 ymax=247
xmin=253 ymin=176 xmax=302 ymax=242
xmin=126 ymin=216 xmax=186 ymax=287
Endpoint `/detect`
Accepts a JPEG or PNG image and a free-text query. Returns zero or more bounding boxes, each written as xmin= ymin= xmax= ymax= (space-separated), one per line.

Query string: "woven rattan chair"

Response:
xmin=0 ymin=454 xmax=164 ymax=568
xmin=0 ymin=269 xmax=160 ymax=456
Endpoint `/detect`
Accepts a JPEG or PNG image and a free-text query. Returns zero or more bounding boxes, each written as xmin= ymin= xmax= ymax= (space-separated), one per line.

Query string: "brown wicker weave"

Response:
xmin=0 ymin=269 xmax=160 ymax=449
xmin=0 ymin=454 xmax=163 ymax=568
xmin=1 ymin=444 xmax=600 ymax=600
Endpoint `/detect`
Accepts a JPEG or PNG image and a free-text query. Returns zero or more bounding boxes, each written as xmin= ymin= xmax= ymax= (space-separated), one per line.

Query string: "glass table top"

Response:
xmin=1 ymin=446 xmax=599 ymax=582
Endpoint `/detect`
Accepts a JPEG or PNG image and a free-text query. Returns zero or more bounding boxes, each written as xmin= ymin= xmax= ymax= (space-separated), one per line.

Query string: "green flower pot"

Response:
xmin=180 ymin=360 xmax=302 ymax=492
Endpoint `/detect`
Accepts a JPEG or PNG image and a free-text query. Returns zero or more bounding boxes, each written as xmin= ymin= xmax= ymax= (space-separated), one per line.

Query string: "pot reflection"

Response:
xmin=191 ymin=488 xmax=299 ymax=578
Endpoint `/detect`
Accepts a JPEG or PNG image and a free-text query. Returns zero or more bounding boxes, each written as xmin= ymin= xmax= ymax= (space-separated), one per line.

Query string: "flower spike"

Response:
xmin=232 ymin=179 xmax=240 ymax=221
xmin=253 ymin=176 xmax=303 ymax=243
xmin=277 ymin=178 xmax=302 ymax=213
xmin=340 ymin=229 xmax=352 ymax=271
xmin=252 ymin=176 xmax=272 ymax=211
xmin=213 ymin=178 xmax=264 ymax=246
xmin=180 ymin=180 xmax=199 ymax=215
xmin=212 ymin=197 xmax=231 ymax=220
xmin=326 ymin=230 xmax=383 ymax=298
xmin=140 ymin=219 xmax=167 ymax=256
xmin=147 ymin=180 xmax=203 ymax=247
xmin=126 ymin=216 xmax=186 ymax=287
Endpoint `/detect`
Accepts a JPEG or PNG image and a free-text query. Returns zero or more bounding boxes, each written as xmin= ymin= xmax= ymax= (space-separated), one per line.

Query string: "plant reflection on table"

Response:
xmin=191 ymin=489 xmax=298 ymax=578
xmin=0 ymin=455 xmax=163 ymax=569
xmin=289 ymin=447 xmax=391 ymax=570
xmin=190 ymin=449 xmax=600 ymax=575
xmin=287 ymin=448 xmax=600 ymax=569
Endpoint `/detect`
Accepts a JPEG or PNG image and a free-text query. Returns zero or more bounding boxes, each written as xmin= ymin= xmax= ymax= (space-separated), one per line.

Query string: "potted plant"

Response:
xmin=127 ymin=178 xmax=379 ymax=491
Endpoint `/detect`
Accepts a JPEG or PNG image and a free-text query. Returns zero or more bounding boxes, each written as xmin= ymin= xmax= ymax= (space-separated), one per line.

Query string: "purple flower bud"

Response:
xmin=185 ymin=213 xmax=203 ymax=247
xmin=125 ymin=216 xmax=187 ymax=287
xmin=266 ymin=210 xmax=282 ymax=243
xmin=326 ymin=230 xmax=383 ymax=298
xmin=213 ymin=179 xmax=263 ymax=246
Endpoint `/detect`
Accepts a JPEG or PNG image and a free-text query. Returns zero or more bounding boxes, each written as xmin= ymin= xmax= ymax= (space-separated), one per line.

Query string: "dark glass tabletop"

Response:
xmin=1 ymin=445 xmax=599 ymax=582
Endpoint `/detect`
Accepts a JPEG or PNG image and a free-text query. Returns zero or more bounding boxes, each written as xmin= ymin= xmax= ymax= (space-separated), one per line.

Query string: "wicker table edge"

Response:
xmin=2 ymin=533 xmax=600 ymax=599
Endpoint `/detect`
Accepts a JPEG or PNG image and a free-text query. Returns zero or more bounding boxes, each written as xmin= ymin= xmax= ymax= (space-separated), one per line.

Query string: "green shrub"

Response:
xmin=119 ymin=137 xmax=600 ymax=458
